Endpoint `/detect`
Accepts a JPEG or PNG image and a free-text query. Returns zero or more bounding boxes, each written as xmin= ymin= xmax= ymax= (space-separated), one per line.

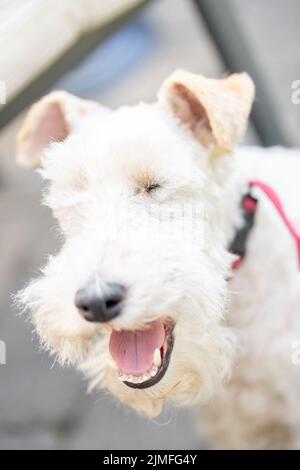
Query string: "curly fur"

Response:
xmin=15 ymin=71 xmax=300 ymax=449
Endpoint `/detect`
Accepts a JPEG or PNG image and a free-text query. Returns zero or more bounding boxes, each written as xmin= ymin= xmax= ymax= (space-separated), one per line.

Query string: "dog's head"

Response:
xmin=16 ymin=71 xmax=254 ymax=417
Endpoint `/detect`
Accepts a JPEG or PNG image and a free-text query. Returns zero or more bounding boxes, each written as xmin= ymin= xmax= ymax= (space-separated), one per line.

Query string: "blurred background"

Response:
xmin=0 ymin=0 xmax=299 ymax=450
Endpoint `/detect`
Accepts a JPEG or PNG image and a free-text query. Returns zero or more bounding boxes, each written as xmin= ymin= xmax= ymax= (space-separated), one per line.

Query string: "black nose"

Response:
xmin=75 ymin=282 xmax=125 ymax=323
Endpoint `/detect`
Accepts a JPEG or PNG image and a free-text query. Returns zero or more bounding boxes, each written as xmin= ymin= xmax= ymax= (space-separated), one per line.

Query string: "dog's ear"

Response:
xmin=16 ymin=91 xmax=98 ymax=168
xmin=158 ymin=70 xmax=255 ymax=153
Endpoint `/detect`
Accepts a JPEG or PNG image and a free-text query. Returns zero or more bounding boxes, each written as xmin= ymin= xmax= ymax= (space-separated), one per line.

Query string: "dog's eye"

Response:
xmin=134 ymin=174 xmax=162 ymax=196
xmin=145 ymin=182 xmax=161 ymax=193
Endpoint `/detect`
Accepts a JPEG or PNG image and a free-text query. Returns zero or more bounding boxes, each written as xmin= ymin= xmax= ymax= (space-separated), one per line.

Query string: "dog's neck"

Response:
xmin=207 ymin=151 xmax=245 ymax=250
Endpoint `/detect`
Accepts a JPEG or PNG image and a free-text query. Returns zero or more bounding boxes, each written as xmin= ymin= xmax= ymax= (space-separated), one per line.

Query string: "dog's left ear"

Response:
xmin=158 ymin=70 xmax=255 ymax=153
xmin=16 ymin=91 xmax=99 ymax=168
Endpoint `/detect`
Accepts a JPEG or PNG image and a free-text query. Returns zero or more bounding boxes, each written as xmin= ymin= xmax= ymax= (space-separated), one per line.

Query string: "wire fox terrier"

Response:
xmin=16 ymin=70 xmax=300 ymax=449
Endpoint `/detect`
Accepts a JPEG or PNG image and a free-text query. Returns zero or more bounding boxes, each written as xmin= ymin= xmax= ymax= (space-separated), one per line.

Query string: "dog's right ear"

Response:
xmin=16 ymin=91 xmax=98 ymax=168
xmin=158 ymin=69 xmax=255 ymax=154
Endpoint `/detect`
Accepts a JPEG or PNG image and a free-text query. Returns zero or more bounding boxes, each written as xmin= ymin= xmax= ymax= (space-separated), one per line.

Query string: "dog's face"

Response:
xmin=17 ymin=71 xmax=254 ymax=417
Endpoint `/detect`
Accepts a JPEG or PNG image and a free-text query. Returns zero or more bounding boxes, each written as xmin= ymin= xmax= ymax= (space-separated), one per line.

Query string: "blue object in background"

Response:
xmin=56 ymin=19 xmax=157 ymax=97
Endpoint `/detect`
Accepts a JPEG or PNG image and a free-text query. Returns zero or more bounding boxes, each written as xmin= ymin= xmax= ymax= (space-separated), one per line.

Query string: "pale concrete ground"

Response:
xmin=0 ymin=0 xmax=299 ymax=450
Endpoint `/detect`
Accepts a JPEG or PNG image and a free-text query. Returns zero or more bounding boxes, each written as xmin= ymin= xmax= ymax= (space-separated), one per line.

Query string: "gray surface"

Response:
xmin=231 ymin=0 xmax=300 ymax=146
xmin=192 ymin=0 xmax=291 ymax=146
xmin=0 ymin=0 xmax=299 ymax=450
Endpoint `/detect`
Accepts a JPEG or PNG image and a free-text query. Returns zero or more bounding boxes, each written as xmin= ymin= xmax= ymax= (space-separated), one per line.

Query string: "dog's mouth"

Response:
xmin=109 ymin=318 xmax=175 ymax=389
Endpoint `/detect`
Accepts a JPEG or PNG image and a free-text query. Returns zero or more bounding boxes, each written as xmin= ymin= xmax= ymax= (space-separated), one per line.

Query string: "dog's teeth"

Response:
xmin=119 ymin=369 xmax=157 ymax=383
xmin=153 ymin=348 xmax=161 ymax=367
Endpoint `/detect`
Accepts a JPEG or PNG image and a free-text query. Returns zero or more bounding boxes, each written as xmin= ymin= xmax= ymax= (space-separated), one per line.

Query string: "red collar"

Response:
xmin=229 ymin=180 xmax=300 ymax=271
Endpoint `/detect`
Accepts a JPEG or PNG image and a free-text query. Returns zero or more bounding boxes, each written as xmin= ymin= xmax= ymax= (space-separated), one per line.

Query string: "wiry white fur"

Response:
xmin=16 ymin=75 xmax=300 ymax=449
xmin=201 ymin=146 xmax=300 ymax=449
xmin=19 ymin=103 xmax=236 ymax=409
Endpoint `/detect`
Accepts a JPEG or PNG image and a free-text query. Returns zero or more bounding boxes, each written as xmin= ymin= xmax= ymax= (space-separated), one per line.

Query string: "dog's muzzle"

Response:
xmin=76 ymin=282 xmax=175 ymax=389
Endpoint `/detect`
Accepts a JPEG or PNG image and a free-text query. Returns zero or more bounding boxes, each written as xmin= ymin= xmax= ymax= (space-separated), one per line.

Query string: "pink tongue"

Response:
xmin=109 ymin=321 xmax=165 ymax=375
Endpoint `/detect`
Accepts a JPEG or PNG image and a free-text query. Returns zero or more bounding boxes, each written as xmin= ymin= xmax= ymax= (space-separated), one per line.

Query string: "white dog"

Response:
xmin=16 ymin=70 xmax=300 ymax=449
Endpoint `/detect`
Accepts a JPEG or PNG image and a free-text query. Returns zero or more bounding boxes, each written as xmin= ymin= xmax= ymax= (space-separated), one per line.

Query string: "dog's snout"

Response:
xmin=75 ymin=282 xmax=125 ymax=323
